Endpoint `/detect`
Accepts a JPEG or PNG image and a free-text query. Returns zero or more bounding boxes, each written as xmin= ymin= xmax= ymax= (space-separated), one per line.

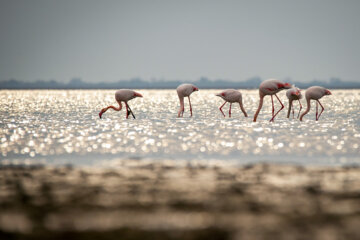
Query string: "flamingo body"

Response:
xmin=177 ymin=83 xmax=199 ymax=117
xmin=253 ymin=79 xmax=292 ymax=122
xmin=299 ymin=86 xmax=331 ymax=121
xmin=216 ymin=89 xmax=247 ymax=117
xmin=286 ymin=87 xmax=302 ymax=118
xmin=115 ymin=89 xmax=140 ymax=102
xmin=303 ymin=86 xmax=330 ymax=100
xmin=259 ymin=79 xmax=290 ymax=95
xmin=99 ymin=89 xmax=142 ymax=119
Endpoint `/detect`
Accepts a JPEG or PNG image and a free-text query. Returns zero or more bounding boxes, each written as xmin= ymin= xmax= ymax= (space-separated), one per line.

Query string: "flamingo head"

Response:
xmin=192 ymin=86 xmax=199 ymax=92
xmin=325 ymin=89 xmax=332 ymax=95
xmin=283 ymin=83 xmax=292 ymax=89
xmin=215 ymin=92 xmax=225 ymax=97
xmin=291 ymin=89 xmax=301 ymax=97
xmin=99 ymin=108 xmax=106 ymax=119
xmin=133 ymin=92 xmax=143 ymax=98
xmin=277 ymin=82 xmax=292 ymax=90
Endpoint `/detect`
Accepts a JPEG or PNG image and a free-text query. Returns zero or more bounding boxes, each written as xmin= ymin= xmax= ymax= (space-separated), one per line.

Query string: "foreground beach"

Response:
xmin=0 ymin=162 xmax=359 ymax=240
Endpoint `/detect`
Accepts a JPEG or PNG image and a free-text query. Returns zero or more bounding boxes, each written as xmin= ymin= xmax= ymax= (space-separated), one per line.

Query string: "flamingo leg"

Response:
xmin=126 ymin=103 xmax=136 ymax=119
xmin=271 ymin=95 xmax=275 ymax=117
xmin=316 ymin=100 xmax=324 ymax=121
xmin=188 ymin=96 xmax=192 ymax=117
xmin=229 ymin=103 xmax=232 ymax=117
xmin=219 ymin=101 xmax=227 ymax=117
xmin=316 ymin=101 xmax=318 ymax=120
xmin=125 ymin=102 xmax=129 ymax=119
xmin=270 ymin=94 xmax=284 ymax=122
xmin=292 ymin=101 xmax=294 ymax=119
xmin=180 ymin=105 xmax=184 ymax=117
xmin=297 ymin=99 xmax=302 ymax=119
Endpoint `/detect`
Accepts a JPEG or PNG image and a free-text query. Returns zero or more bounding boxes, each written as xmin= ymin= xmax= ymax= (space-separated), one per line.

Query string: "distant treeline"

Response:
xmin=1 ymin=77 xmax=359 ymax=89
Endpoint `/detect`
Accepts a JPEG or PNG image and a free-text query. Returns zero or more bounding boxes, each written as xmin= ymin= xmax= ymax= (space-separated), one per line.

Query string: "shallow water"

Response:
xmin=0 ymin=89 xmax=359 ymax=166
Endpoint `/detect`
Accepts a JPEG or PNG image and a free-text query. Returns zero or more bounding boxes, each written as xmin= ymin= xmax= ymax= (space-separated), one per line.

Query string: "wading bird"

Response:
xmin=299 ymin=86 xmax=331 ymax=121
xmin=216 ymin=89 xmax=247 ymax=118
xmin=286 ymin=87 xmax=302 ymax=119
xmin=99 ymin=89 xmax=143 ymax=119
xmin=253 ymin=79 xmax=292 ymax=122
xmin=176 ymin=83 xmax=199 ymax=117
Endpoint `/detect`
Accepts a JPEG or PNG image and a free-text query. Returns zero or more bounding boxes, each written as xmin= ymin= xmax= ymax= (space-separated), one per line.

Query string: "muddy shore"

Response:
xmin=0 ymin=162 xmax=360 ymax=240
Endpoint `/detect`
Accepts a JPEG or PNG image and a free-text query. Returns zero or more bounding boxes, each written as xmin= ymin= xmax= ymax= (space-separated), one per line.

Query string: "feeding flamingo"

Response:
xmin=299 ymin=86 xmax=331 ymax=121
xmin=176 ymin=83 xmax=199 ymax=117
xmin=99 ymin=89 xmax=143 ymax=119
xmin=253 ymin=79 xmax=292 ymax=122
xmin=216 ymin=89 xmax=247 ymax=118
xmin=286 ymin=87 xmax=302 ymax=119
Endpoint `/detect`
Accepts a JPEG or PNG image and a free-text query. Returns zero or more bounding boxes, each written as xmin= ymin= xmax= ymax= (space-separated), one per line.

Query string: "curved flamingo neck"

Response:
xmin=178 ymin=96 xmax=184 ymax=106
xmin=239 ymin=100 xmax=248 ymax=117
xmin=99 ymin=102 xmax=122 ymax=118
xmin=108 ymin=104 xmax=122 ymax=111
xmin=253 ymin=94 xmax=264 ymax=122
xmin=104 ymin=102 xmax=122 ymax=113
xmin=299 ymin=97 xmax=311 ymax=121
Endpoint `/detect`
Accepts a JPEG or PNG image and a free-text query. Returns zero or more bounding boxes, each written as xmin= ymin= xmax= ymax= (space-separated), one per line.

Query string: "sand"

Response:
xmin=0 ymin=162 xmax=360 ymax=240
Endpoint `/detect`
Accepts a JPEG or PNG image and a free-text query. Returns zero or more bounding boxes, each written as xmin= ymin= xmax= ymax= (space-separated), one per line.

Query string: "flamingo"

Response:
xmin=99 ymin=89 xmax=143 ymax=119
xmin=176 ymin=83 xmax=199 ymax=117
xmin=299 ymin=86 xmax=331 ymax=121
xmin=216 ymin=89 xmax=248 ymax=118
xmin=286 ymin=87 xmax=302 ymax=119
xmin=253 ymin=79 xmax=292 ymax=122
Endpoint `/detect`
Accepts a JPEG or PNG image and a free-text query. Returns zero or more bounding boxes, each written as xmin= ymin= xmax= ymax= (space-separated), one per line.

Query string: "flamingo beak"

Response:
xmin=326 ymin=90 xmax=332 ymax=95
xmin=99 ymin=109 xmax=105 ymax=119
xmin=194 ymin=87 xmax=199 ymax=91
xmin=215 ymin=93 xmax=221 ymax=97
xmin=134 ymin=92 xmax=143 ymax=97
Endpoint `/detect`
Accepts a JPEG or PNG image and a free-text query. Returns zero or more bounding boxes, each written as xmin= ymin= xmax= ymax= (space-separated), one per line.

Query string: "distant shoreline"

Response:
xmin=1 ymin=77 xmax=360 ymax=89
xmin=1 ymin=87 xmax=359 ymax=90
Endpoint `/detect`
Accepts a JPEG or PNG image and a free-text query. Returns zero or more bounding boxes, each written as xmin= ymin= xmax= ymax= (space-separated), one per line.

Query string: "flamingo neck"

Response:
xmin=299 ymin=97 xmax=311 ymax=121
xmin=287 ymin=99 xmax=293 ymax=118
xmin=179 ymin=96 xmax=184 ymax=108
xmin=239 ymin=100 xmax=248 ymax=117
xmin=253 ymin=95 xmax=264 ymax=122
xmin=108 ymin=102 xmax=122 ymax=111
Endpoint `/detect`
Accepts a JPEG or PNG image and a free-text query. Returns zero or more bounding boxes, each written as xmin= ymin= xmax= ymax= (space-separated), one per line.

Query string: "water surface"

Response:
xmin=1 ymin=90 xmax=359 ymax=166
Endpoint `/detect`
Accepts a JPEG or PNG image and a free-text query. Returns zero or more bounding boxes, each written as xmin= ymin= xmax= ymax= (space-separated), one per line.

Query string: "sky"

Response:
xmin=0 ymin=0 xmax=359 ymax=83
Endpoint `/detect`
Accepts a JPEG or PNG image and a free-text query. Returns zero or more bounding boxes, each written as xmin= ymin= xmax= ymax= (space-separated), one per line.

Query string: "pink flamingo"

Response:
xmin=99 ymin=89 xmax=143 ymax=119
xmin=216 ymin=89 xmax=248 ymax=118
xmin=177 ymin=83 xmax=199 ymax=117
xmin=286 ymin=87 xmax=302 ymax=119
xmin=253 ymin=79 xmax=292 ymax=122
xmin=299 ymin=86 xmax=331 ymax=121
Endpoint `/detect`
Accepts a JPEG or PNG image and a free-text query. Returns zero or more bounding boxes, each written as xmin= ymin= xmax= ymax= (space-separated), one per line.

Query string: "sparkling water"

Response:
xmin=0 ymin=90 xmax=359 ymax=166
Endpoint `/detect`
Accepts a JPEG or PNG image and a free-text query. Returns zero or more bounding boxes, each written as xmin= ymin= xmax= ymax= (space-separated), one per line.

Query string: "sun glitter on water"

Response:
xmin=0 ymin=90 xmax=359 ymax=166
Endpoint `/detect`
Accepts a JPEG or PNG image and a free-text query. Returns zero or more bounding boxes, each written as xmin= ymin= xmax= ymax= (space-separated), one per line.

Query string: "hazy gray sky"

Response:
xmin=0 ymin=0 xmax=359 ymax=83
